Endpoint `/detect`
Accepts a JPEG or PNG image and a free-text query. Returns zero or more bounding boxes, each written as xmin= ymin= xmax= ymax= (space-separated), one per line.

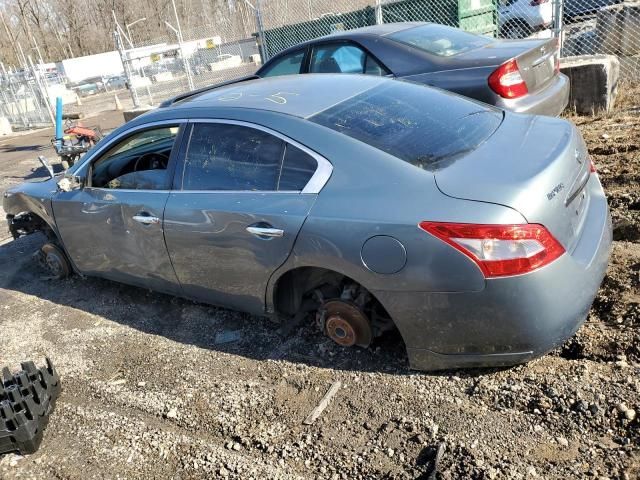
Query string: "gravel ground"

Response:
xmin=0 ymin=90 xmax=638 ymax=479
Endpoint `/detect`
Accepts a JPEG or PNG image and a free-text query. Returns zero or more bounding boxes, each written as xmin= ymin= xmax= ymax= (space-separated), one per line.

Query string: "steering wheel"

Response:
xmin=133 ymin=152 xmax=169 ymax=173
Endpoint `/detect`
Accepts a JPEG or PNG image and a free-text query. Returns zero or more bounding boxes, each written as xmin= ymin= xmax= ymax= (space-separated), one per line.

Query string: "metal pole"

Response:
xmin=28 ymin=55 xmax=55 ymax=124
xmin=255 ymin=0 xmax=269 ymax=63
xmin=172 ymin=0 xmax=194 ymax=90
xmin=554 ymin=0 xmax=564 ymax=55
xmin=32 ymin=35 xmax=44 ymax=65
xmin=375 ymin=0 xmax=383 ymax=25
xmin=114 ymin=29 xmax=140 ymax=108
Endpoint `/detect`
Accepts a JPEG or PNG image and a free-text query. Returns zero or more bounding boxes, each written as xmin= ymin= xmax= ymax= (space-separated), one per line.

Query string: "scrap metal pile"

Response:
xmin=0 ymin=359 xmax=60 ymax=455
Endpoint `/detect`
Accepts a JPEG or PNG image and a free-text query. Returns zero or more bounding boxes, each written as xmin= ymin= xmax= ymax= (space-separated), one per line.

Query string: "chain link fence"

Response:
xmin=0 ymin=0 xmax=638 ymax=131
xmin=0 ymin=62 xmax=56 ymax=131
xmin=115 ymin=9 xmax=261 ymax=109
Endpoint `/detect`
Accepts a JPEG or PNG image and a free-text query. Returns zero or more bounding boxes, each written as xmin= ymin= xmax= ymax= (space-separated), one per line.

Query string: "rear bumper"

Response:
xmin=374 ymin=176 xmax=612 ymax=371
xmin=497 ymin=73 xmax=570 ymax=117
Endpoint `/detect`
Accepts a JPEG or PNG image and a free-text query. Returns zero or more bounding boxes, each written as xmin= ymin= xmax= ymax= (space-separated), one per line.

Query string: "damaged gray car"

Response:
xmin=3 ymin=74 xmax=612 ymax=371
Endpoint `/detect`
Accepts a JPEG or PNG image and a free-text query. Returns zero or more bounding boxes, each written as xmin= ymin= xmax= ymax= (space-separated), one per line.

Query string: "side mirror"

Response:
xmin=38 ymin=155 xmax=55 ymax=179
xmin=57 ymin=175 xmax=84 ymax=192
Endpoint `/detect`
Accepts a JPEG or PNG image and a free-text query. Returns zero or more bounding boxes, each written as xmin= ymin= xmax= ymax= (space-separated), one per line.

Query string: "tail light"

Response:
xmin=419 ymin=222 xmax=565 ymax=278
xmin=530 ymin=0 xmax=549 ymax=4
xmin=488 ymin=59 xmax=529 ymax=99
xmin=589 ymin=158 xmax=597 ymax=173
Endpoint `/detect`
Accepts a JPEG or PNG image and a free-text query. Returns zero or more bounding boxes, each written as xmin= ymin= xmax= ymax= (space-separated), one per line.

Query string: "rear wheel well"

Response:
xmin=273 ymin=267 xmax=397 ymax=341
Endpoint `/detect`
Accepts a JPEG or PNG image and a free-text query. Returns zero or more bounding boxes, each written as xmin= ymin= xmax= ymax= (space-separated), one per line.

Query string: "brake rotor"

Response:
xmin=321 ymin=300 xmax=372 ymax=348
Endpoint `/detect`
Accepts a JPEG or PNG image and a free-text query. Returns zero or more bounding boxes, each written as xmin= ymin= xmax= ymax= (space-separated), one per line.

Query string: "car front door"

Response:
xmin=163 ymin=119 xmax=331 ymax=314
xmin=52 ymin=121 xmax=185 ymax=295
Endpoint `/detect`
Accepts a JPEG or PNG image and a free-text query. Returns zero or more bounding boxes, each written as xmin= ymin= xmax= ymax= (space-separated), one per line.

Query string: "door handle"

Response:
xmin=246 ymin=226 xmax=284 ymax=238
xmin=132 ymin=214 xmax=160 ymax=225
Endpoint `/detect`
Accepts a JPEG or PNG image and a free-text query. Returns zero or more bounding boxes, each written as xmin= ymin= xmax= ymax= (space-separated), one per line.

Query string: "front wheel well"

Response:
xmin=7 ymin=211 xmax=55 ymax=240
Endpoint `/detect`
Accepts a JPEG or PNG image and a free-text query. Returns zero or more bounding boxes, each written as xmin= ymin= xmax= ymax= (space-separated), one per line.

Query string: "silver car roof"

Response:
xmin=170 ymin=74 xmax=386 ymax=119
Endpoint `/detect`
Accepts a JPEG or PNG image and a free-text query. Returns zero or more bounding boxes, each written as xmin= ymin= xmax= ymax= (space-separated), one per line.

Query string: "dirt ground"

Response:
xmin=0 ymin=89 xmax=638 ymax=480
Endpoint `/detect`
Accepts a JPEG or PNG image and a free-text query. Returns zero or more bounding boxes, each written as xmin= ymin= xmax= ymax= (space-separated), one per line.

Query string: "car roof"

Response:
xmin=167 ymin=74 xmax=386 ymax=119
xmin=328 ymin=21 xmax=427 ymax=37
xmin=259 ymin=21 xmax=428 ymax=60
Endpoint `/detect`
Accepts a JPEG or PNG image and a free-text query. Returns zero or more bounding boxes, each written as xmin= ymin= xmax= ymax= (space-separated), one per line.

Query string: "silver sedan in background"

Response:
xmin=256 ymin=22 xmax=569 ymax=116
xmin=4 ymin=75 xmax=611 ymax=371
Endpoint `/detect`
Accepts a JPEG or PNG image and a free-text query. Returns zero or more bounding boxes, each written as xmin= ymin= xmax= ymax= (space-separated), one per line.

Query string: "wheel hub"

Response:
xmin=39 ymin=243 xmax=70 ymax=279
xmin=321 ymin=300 xmax=372 ymax=348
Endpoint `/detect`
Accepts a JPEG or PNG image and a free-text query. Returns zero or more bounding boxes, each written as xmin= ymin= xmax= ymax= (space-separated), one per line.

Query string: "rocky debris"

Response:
xmin=0 ymin=91 xmax=639 ymax=479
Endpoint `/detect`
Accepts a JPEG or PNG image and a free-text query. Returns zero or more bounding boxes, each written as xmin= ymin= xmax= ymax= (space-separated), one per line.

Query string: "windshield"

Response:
xmin=388 ymin=24 xmax=492 ymax=57
xmin=309 ymin=80 xmax=503 ymax=169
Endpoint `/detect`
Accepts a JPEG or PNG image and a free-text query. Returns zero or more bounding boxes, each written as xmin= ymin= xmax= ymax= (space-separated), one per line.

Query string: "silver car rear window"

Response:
xmin=388 ymin=24 xmax=491 ymax=57
xmin=309 ymin=81 xmax=503 ymax=170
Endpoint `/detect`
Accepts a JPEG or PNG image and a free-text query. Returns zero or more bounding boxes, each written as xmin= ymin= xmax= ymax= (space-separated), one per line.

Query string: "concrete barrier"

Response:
xmin=560 ymin=55 xmax=620 ymax=114
xmin=0 ymin=117 xmax=12 ymax=136
xmin=124 ymin=54 xmax=623 ymax=121
xmin=123 ymin=106 xmax=154 ymax=123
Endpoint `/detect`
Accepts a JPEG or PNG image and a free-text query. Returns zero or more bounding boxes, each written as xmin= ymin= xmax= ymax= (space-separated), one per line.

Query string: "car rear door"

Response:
xmin=308 ymin=41 xmax=389 ymax=76
xmin=163 ymin=119 xmax=331 ymax=314
xmin=52 ymin=121 xmax=185 ymax=295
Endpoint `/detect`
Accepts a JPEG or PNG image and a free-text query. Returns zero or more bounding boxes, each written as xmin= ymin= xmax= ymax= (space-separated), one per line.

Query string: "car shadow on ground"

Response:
xmin=0 ymin=144 xmax=47 ymax=153
xmin=0 ymin=234 xmax=511 ymax=378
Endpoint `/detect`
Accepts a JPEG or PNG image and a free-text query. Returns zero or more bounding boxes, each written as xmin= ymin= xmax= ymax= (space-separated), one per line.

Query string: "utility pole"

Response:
xmin=170 ymin=0 xmax=194 ymax=91
xmin=114 ymin=29 xmax=140 ymax=108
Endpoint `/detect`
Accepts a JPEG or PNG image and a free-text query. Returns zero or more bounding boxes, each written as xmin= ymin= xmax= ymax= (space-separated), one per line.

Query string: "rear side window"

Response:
xmin=260 ymin=50 xmax=305 ymax=77
xmin=388 ymin=24 xmax=491 ymax=57
xmin=182 ymin=123 xmax=319 ymax=191
xmin=310 ymin=81 xmax=502 ymax=170
xmin=310 ymin=43 xmax=388 ymax=76
xmin=183 ymin=123 xmax=284 ymax=191
xmin=278 ymin=144 xmax=317 ymax=190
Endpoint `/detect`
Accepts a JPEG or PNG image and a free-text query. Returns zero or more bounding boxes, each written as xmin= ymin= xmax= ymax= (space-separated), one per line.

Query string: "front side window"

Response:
xmin=260 ymin=50 xmax=305 ymax=77
xmin=388 ymin=24 xmax=492 ymax=57
xmin=91 ymin=126 xmax=179 ymax=189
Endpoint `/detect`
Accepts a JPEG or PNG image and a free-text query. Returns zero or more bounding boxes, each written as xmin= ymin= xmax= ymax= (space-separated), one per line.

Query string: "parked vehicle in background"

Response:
xmin=498 ymin=0 xmax=553 ymax=38
xmin=74 ymin=82 xmax=101 ymax=97
xmin=256 ymin=22 xmax=569 ymax=116
xmin=104 ymin=75 xmax=127 ymax=91
xmin=4 ymin=74 xmax=611 ymax=371
xmin=209 ymin=54 xmax=243 ymax=72
xmin=563 ymin=0 xmax=622 ymax=20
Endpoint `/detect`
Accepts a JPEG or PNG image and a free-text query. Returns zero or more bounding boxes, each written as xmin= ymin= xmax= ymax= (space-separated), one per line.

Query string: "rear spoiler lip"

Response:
xmin=158 ymin=74 xmax=261 ymax=108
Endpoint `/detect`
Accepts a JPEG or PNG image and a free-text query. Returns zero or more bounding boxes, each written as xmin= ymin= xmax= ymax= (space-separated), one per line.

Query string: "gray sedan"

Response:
xmin=4 ymin=75 xmax=611 ymax=371
xmin=256 ymin=22 xmax=569 ymax=116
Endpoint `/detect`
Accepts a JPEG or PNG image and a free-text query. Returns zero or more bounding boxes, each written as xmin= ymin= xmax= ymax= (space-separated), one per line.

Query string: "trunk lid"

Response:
xmin=434 ymin=113 xmax=591 ymax=252
xmin=456 ymin=38 xmax=559 ymax=93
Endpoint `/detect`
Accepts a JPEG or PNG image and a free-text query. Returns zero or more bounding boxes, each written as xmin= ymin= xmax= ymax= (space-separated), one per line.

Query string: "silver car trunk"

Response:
xmin=434 ymin=113 xmax=592 ymax=252
xmin=515 ymin=38 xmax=558 ymax=93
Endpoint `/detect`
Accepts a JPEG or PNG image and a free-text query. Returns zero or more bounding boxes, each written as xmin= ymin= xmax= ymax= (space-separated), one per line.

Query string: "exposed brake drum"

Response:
xmin=36 ymin=243 xmax=71 ymax=279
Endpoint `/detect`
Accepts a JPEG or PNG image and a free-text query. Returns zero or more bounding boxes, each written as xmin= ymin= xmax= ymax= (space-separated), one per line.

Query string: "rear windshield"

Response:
xmin=388 ymin=24 xmax=491 ymax=57
xmin=309 ymin=81 xmax=502 ymax=170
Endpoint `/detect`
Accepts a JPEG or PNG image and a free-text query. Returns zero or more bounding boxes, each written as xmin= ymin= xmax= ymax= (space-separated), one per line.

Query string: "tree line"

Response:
xmin=0 ymin=0 xmax=258 ymax=68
